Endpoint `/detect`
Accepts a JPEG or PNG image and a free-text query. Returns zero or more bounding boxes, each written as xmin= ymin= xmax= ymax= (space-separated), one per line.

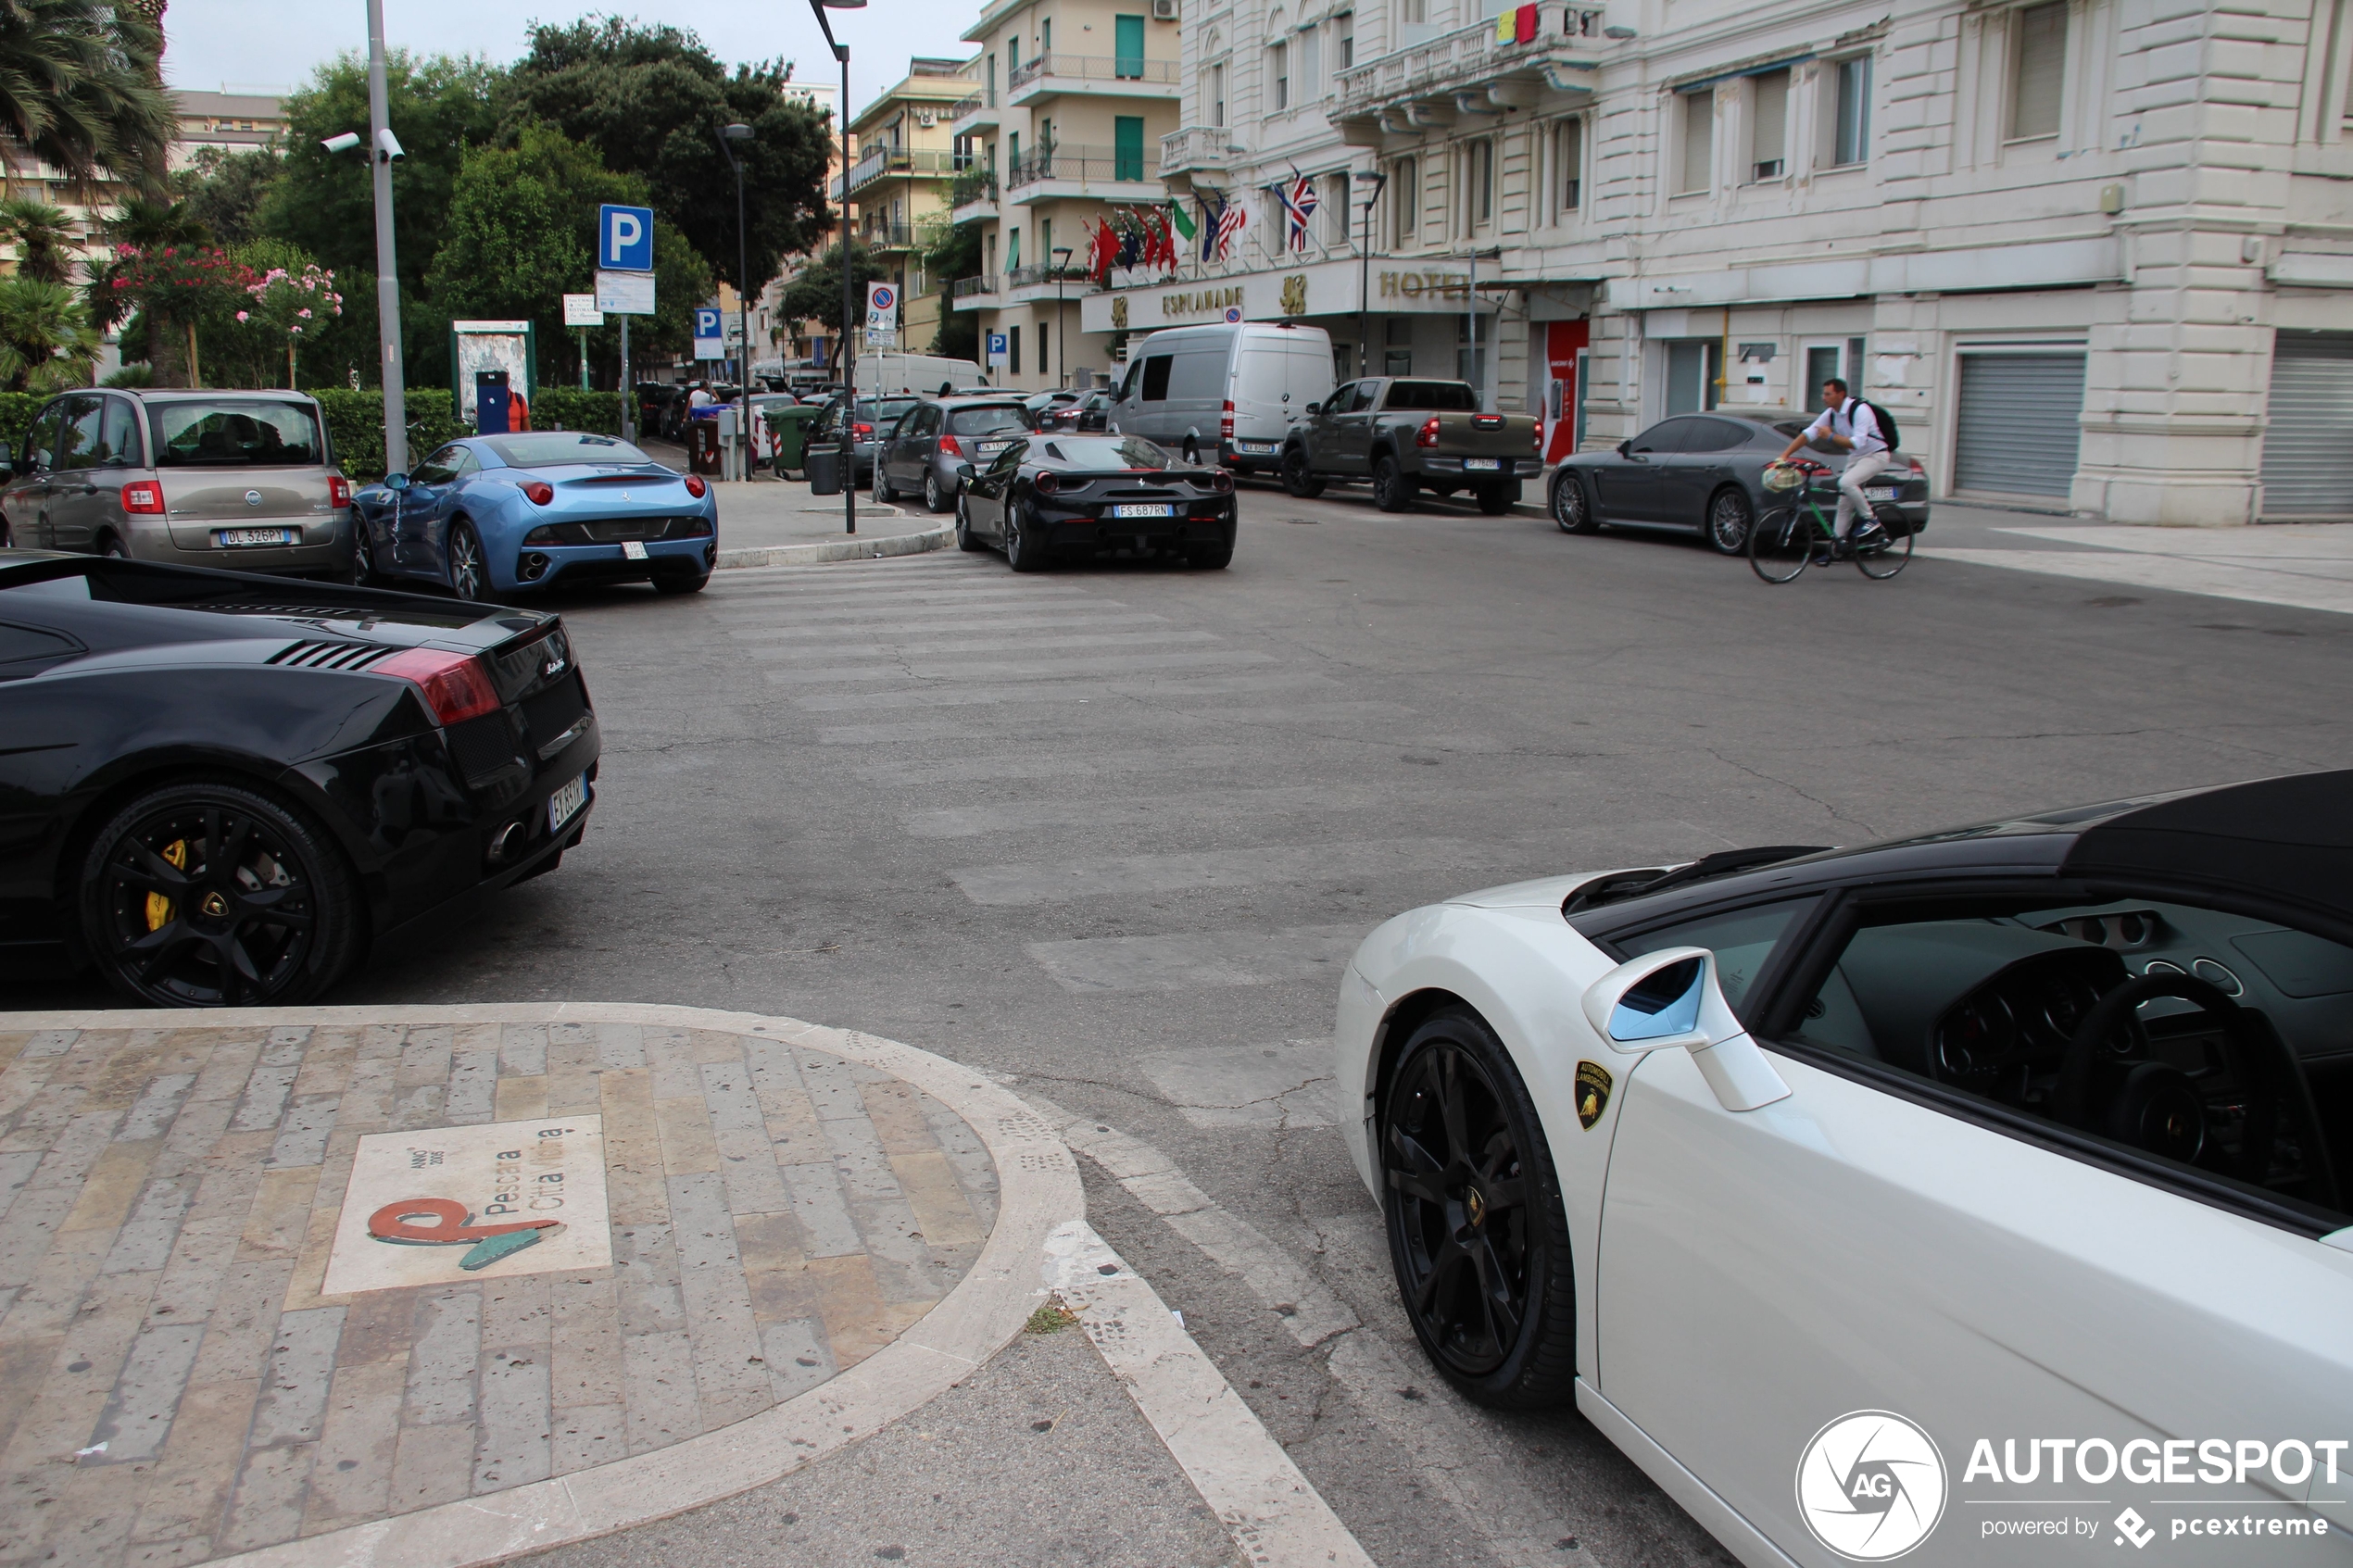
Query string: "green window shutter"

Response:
xmin=1115 ymin=117 xmax=1144 ymax=182
xmin=1115 ymin=16 xmax=1145 ymax=78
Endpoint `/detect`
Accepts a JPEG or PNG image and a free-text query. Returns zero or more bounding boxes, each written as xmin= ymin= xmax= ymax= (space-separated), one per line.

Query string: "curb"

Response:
xmin=716 ymin=523 xmax=954 ymax=571
xmin=0 ymin=1002 xmax=1080 ymax=1568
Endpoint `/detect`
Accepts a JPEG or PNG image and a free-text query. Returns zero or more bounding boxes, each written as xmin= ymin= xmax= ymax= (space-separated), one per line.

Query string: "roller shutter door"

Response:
xmin=2260 ymin=333 xmax=2353 ymax=520
xmin=1954 ymin=352 xmax=2086 ymax=498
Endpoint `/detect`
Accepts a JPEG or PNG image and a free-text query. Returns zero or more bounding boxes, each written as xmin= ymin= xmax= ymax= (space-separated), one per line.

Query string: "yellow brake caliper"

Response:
xmin=145 ymin=839 xmax=188 ymax=931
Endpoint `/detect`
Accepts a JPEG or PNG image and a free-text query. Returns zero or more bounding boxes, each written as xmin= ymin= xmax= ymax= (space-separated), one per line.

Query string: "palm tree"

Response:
xmin=0 ymin=0 xmax=175 ymax=196
xmin=0 ymin=197 xmax=79 ymax=282
xmin=86 ymin=196 xmax=208 ymax=380
xmin=0 ymin=274 xmax=99 ymax=391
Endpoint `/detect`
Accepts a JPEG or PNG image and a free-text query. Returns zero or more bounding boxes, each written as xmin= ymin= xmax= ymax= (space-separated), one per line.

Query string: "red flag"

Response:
xmin=1514 ymin=3 xmax=1538 ymax=42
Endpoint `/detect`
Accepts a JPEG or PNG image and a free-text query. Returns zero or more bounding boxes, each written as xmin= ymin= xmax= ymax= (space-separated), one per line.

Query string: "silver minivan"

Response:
xmin=0 ymin=389 xmax=356 ymax=578
xmin=1108 ymin=322 xmax=1336 ymax=474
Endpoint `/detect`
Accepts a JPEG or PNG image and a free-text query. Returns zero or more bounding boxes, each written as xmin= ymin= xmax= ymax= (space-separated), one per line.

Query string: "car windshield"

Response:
xmin=484 ymin=433 xmax=651 ymax=467
xmin=148 ymin=400 xmax=326 ymax=467
xmin=1037 ymin=436 xmax=1174 ymax=469
xmin=858 ymin=399 xmax=919 ymax=426
xmin=1383 ymin=381 xmax=1480 ymax=411
xmin=948 ymin=406 xmax=1029 ymax=436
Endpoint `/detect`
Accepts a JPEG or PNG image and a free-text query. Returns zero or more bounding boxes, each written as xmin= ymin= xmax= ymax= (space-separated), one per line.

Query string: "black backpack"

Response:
xmin=1855 ymin=398 xmax=1901 ymax=451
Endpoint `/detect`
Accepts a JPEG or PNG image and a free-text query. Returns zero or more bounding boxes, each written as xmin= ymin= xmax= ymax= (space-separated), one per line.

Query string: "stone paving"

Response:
xmin=0 ymin=1018 xmax=999 ymax=1568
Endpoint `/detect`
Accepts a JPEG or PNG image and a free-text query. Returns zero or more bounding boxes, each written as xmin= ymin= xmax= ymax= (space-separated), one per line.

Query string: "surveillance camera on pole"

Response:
xmin=321 ymin=132 xmax=362 ymax=154
xmin=376 ymin=128 xmax=405 ymax=161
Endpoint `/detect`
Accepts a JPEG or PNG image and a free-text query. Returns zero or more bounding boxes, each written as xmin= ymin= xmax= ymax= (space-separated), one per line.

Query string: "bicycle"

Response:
xmin=1749 ymin=459 xmax=1913 ymax=583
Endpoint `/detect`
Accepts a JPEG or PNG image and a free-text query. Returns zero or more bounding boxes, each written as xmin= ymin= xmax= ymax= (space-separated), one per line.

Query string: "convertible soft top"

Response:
xmin=2064 ymin=769 xmax=2353 ymax=930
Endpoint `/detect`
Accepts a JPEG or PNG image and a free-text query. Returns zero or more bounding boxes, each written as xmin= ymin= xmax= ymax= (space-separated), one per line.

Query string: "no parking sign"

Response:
xmin=866 ymin=282 xmax=899 ymax=348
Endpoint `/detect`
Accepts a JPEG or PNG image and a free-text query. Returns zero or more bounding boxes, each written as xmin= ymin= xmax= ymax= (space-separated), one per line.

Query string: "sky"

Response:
xmin=161 ymin=0 xmax=983 ymax=119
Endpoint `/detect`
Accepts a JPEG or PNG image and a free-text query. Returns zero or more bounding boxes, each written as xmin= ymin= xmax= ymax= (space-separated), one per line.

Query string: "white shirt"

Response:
xmin=688 ymin=388 xmax=714 ymax=408
xmin=1804 ymin=397 xmax=1887 ymax=458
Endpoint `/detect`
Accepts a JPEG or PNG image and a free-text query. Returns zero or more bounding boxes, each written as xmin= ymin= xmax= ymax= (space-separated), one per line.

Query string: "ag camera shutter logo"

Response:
xmin=1795 ymin=1411 xmax=1948 ymax=1562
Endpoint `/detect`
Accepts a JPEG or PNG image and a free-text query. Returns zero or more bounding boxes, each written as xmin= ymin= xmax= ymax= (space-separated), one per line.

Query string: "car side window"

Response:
xmin=1324 ymin=383 xmax=1353 ymax=414
xmin=1683 ymin=419 xmax=1749 ymax=454
xmin=988 ymin=440 xmax=1026 ymax=474
xmin=1780 ymin=895 xmax=2352 ymax=1230
xmin=99 ymin=398 xmax=141 ymax=466
xmin=22 ymin=402 xmax=68 ymax=472
xmin=56 ymin=398 xmax=103 ymax=470
xmin=1615 ymin=899 xmax=1813 ymax=1016
xmin=411 ymin=445 xmax=464 ymax=485
xmin=1140 ymin=356 xmax=1173 ymax=401
xmin=1628 ymin=419 xmax=1691 ymax=455
xmin=1351 ymin=383 xmax=1380 ymax=412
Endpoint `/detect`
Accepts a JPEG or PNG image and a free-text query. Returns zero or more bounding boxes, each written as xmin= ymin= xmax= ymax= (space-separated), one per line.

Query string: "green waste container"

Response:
xmin=766 ymin=405 xmax=824 ymax=476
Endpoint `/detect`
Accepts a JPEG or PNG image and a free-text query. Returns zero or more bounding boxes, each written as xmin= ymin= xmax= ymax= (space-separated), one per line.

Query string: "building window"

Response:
xmin=1011 ymin=324 xmax=1022 ymax=375
xmin=1211 ymin=62 xmax=1227 ymax=126
xmin=1327 ymin=172 xmax=1353 ymax=244
xmin=1750 ymin=69 xmax=1789 ymax=180
xmin=1393 ymin=156 xmax=1417 ymax=240
xmin=1301 ymin=27 xmax=1321 ymax=99
xmin=1467 ymin=138 xmax=1493 ymax=230
xmin=1554 ymin=116 xmax=1583 ymax=217
xmin=1387 ymin=317 xmax=1414 ymax=377
xmin=988 ymin=54 xmax=997 ymax=105
xmin=1402 ymin=0 xmax=1427 ymax=22
xmin=1115 ymin=15 xmax=1145 ymax=79
xmin=1040 ymin=18 xmax=1052 ymax=55
xmin=1679 ymin=89 xmax=1714 ymax=194
xmin=1271 ymin=42 xmax=1290 ymax=110
xmin=2008 ymin=3 xmax=2066 ymax=142
xmin=1115 ymin=116 xmax=1145 ymax=181
xmin=1831 ymin=56 xmax=1870 ymax=167
xmin=1337 ymin=12 xmax=1354 ymax=69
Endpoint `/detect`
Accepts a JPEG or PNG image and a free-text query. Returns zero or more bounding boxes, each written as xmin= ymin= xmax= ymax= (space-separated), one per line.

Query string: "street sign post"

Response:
xmin=693 ymin=306 xmax=724 ymax=364
xmin=562 ymin=294 xmax=603 ymax=390
xmin=986 ymin=330 xmax=1008 ymax=380
xmin=866 ymin=282 xmax=899 ymax=350
xmin=595 ymin=206 xmax=655 ymax=440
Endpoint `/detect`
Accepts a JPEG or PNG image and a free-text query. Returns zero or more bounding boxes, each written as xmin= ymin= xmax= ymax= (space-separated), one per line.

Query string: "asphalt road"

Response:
xmin=19 ymin=481 xmax=2353 ymax=1565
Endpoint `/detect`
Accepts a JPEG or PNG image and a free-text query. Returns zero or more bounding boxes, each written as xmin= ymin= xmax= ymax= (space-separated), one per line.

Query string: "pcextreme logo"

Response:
xmin=1796 ymin=1411 xmax=1950 ymax=1562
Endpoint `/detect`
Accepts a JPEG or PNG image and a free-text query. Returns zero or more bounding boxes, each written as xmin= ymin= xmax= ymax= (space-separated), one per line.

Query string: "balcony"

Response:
xmin=1159 ymin=125 xmax=1240 ymax=183
xmin=950 ymin=167 xmax=999 ymax=223
xmin=846 ymin=145 xmax=963 ymax=194
xmin=860 ymin=222 xmax=916 ymax=252
xmin=1003 ymin=144 xmax=1164 ymax=206
xmin=1003 ymin=263 xmax=1098 ymax=306
xmin=950 ymin=274 xmax=1000 ymax=311
xmin=1005 ymin=51 xmax=1180 ymax=106
xmin=950 ymin=89 xmax=999 ymax=132
xmin=1330 ymin=1 xmax=1602 ymax=144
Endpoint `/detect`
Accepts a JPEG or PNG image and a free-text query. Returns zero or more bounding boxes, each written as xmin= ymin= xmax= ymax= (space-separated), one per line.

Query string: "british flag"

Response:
xmin=1275 ymin=172 xmax=1318 ymax=252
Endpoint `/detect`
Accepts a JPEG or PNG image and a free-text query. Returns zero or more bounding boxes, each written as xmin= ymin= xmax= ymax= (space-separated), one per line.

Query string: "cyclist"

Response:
xmin=1774 ymin=377 xmax=1890 ymax=558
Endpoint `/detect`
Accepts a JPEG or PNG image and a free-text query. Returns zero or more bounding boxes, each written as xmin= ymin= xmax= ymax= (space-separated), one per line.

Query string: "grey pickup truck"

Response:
xmin=1278 ymin=377 xmax=1542 ymax=513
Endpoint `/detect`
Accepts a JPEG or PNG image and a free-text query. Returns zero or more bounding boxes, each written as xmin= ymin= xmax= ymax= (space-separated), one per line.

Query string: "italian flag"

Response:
xmin=1169 ymin=201 xmax=1197 ymax=245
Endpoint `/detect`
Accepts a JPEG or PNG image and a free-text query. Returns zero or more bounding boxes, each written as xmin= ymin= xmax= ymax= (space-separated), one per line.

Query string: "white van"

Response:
xmin=1109 ymin=322 xmax=1335 ymax=473
xmin=854 ymin=351 xmax=988 ymax=397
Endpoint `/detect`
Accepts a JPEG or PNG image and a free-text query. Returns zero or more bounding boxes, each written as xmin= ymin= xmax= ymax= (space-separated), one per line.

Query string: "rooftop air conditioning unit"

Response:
xmin=917 ymin=108 xmax=937 ymax=126
xmin=1151 ymin=0 xmax=1178 ymax=19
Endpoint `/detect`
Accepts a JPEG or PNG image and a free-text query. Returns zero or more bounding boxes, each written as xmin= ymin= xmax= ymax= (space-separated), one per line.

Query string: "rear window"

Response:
xmin=1038 ymin=436 xmax=1174 ymax=468
xmin=860 ymin=399 xmax=921 ymax=423
xmin=149 ymin=401 xmax=327 ymax=467
xmin=484 ymin=433 xmax=650 ymax=467
xmin=948 ymin=406 xmax=1029 ymax=436
xmin=1383 ymin=381 xmax=1478 ymax=411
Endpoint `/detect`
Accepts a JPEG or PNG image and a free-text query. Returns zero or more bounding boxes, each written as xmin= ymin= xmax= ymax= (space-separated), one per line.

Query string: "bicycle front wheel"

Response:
xmin=1855 ymin=524 xmax=1915 ymax=579
xmin=1749 ymin=507 xmax=1814 ymax=583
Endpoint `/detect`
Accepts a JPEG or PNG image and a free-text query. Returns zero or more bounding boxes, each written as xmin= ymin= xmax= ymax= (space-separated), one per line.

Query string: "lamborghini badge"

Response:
xmin=1575 ymin=1060 xmax=1614 ymax=1130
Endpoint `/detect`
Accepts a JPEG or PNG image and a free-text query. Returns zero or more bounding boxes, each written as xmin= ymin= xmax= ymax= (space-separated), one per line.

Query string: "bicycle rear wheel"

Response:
xmin=1854 ymin=523 xmax=1914 ymax=579
xmin=1749 ymin=506 xmax=1815 ymax=583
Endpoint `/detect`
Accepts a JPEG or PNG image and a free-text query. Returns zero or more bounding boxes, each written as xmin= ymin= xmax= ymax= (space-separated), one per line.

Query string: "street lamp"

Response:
xmin=720 ymin=120 xmax=754 ymax=478
xmin=807 ymin=0 xmax=863 ymax=534
xmin=1352 ymin=169 xmax=1387 ymax=383
xmin=322 ymin=0 xmax=409 ymax=474
xmin=1454 ymin=244 xmax=1503 ymax=408
xmin=1052 ymin=245 xmax=1072 ymax=388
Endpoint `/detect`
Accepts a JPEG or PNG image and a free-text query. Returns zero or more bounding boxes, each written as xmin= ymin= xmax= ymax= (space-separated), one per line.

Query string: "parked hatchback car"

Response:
xmin=0 ymin=388 xmax=356 ymax=579
xmin=874 ymin=396 xmax=1031 ymax=512
xmin=1547 ymin=408 xmax=1930 ymax=554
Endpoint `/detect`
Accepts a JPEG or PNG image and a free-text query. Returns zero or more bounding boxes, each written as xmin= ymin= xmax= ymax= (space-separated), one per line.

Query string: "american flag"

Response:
xmin=1213 ymin=194 xmax=1247 ymax=258
xmin=1277 ymin=172 xmax=1318 ymax=252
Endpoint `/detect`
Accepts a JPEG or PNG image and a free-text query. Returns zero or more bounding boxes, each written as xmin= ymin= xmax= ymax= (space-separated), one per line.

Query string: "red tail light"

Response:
xmin=937 ymin=433 xmax=963 ymax=458
xmin=328 ymin=475 xmax=354 ymax=508
xmin=1532 ymin=420 xmax=1544 ymax=453
xmin=1209 ymin=470 xmax=1234 ymax=495
xmin=1034 ymin=470 xmax=1063 ymax=495
xmin=120 ymin=480 xmax=165 ymax=515
xmin=854 ymin=422 xmax=874 ymax=438
xmin=376 ymin=647 xmax=502 ymax=727
xmin=1220 ymin=399 xmax=1234 ymax=444
xmin=1416 ymin=416 xmax=1441 ymax=448
xmin=684 ymin=474 xmax=708 ymax=498
xmin=1906 ymin=457 xmax=1925 ymax=476
xmin=522 ymin=481 xmax=554 ymax=505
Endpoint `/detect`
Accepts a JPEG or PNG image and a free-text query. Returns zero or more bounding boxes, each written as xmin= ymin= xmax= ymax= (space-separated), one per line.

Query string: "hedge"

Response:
xmin=0 ymin=392 xmax=44 ymax=455
xmin=532 ymin=388 xmax=623 ymax=435
xmin=312 ymin=388 xmax=466 ymax=480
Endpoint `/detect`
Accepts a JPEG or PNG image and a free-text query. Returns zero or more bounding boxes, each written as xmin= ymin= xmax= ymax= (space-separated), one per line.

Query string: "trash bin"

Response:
xmin=690 ymin=420 xmax=723 ymax=475
xmin=767 ymin=406 xmax=821 ymax=476
xmin=807 ymin=442 xmax=844 ymax=495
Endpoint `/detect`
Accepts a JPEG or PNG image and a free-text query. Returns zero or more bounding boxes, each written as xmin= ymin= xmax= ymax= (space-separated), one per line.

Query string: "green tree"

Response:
xmin=176 ymin=145 xmax=278 ymax=247
xmin=424 ymin=122 xmax=711 ymax=388
xmin=501 ymin=19 xmax=832 ymax=298
xmin=0 ymin=198 xmax=78 ymax=282
xmin=776 ymin=242 xmax=881 ymax=331
xmin=0 ymin=275 xmax=99 ymax=391
xmin=918 ymin=217 xmax=981 ymax=359
xmin=0 ymin=0 xmax=173 ymax=194
xmin=258 ymin=49 xmax=502 ymax=291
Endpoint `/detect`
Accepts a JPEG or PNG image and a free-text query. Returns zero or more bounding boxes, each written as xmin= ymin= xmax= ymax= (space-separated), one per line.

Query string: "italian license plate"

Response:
xmin=216 ymin=527 xmax=299 ymax=547
xmin=1237 ymin=441 xmax=1277 ymax=454
xmin=1112 ymin=503 xmax=1175 ymax=519
xmin=621 ymin=540 xmax=648 ymax=559
xmin=547 ymin=772 xmax=588 ymax=833
xmin=1464 ymin=458 xmax=1502 ymax=471
xmin=1865 ymin=486 xmax=1900 ymax=501
xmin=978 ymin=441 xmax=1009 ymax=456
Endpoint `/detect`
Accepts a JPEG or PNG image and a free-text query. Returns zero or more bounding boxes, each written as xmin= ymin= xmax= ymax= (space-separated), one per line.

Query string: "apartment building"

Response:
xmin=838 ymin=59 xmax=971 ymax=356
xmin=1083 ymin=0 xmax=2353 ymax=524
xmin=950 ymin=0 xmax=1185 ymax=389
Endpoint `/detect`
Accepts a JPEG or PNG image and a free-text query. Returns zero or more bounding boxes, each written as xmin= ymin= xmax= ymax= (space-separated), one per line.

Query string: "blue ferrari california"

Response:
xmin=352 ymin=432 xmax=719 ymax=599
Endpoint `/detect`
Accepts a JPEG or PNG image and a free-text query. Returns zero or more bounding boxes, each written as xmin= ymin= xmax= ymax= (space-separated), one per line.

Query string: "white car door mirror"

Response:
xmin=1580 ymin=947 xmax=1791 ymax=1111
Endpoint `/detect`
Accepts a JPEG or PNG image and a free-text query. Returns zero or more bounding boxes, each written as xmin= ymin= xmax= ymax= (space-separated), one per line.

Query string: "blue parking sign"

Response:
xmin=598 ymin=204 xmax=654 ymax=271
xmin=986 ymin=331 xmax=1009 ymax=367
xmin=695 ymin=307 xmax=723 ymax=339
